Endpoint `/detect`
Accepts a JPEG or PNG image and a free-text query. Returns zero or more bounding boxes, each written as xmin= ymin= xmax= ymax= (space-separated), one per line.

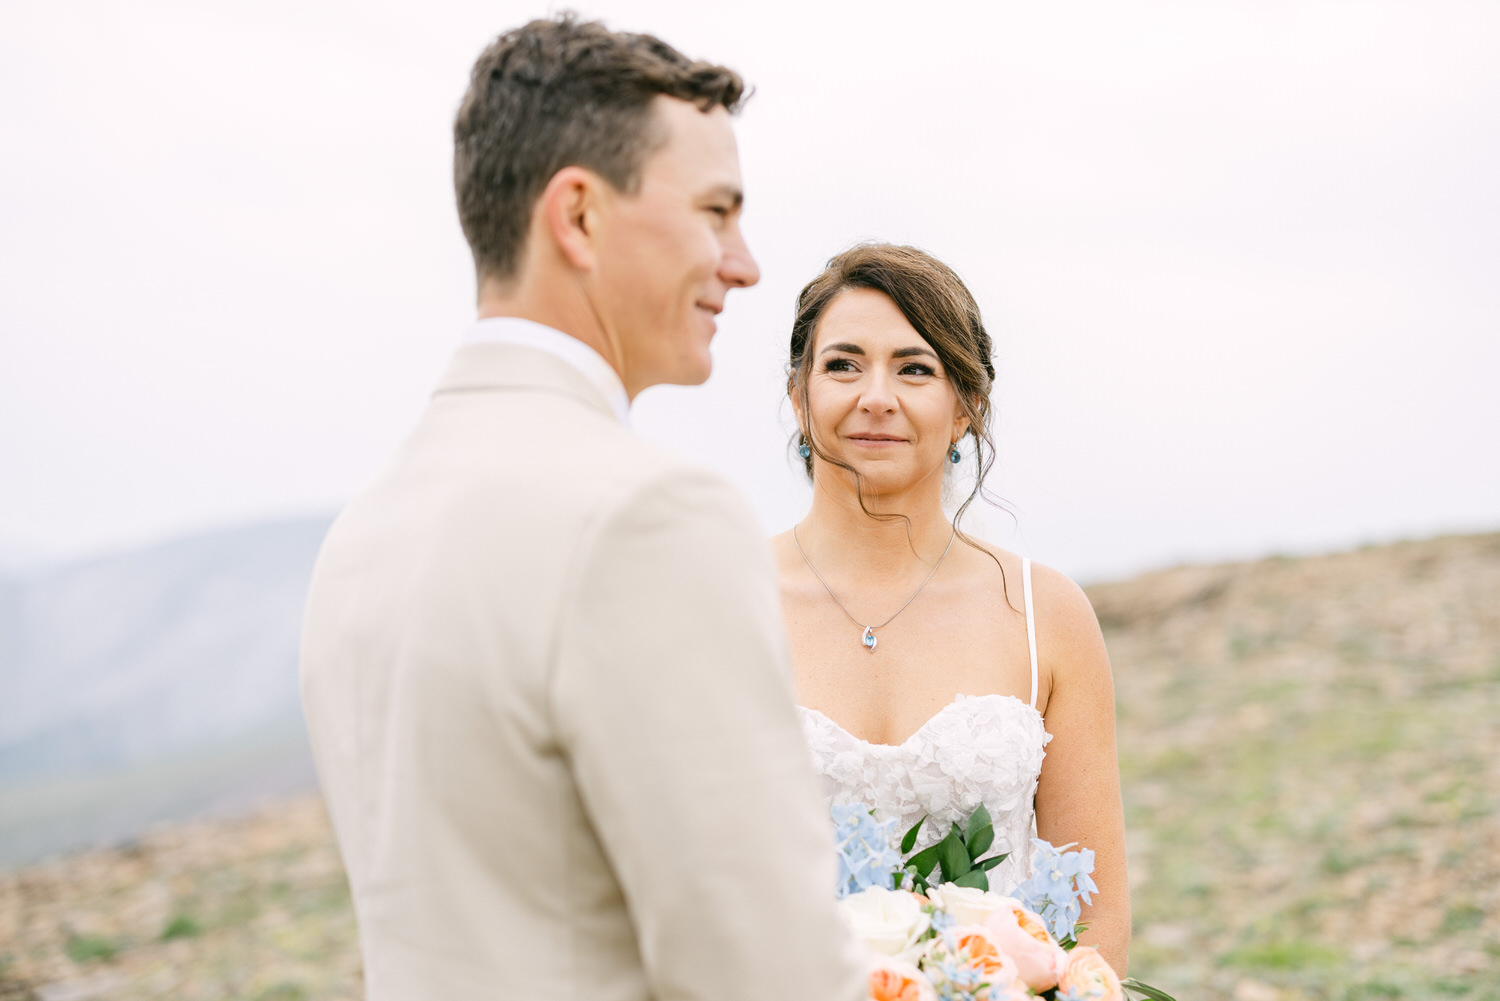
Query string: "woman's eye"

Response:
xmin=901 ymin=364 xmax=935 ymax=377
xmin=824 ymin=358 xmax=856 ymax=373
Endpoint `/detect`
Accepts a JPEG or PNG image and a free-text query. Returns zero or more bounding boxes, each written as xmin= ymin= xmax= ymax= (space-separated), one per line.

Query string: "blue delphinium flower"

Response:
xmin=932 ymin=955 xmax=988 ymax=1001
xmin=1014 ymin=838 xmax=1099 ymax=940
xmin=830 ymin=802 xmax=902 ymax=898
xmin=927 ymin=930 xmax=992 ymax=1001
xmin=928 ymin=905 xmax=956 ymax=935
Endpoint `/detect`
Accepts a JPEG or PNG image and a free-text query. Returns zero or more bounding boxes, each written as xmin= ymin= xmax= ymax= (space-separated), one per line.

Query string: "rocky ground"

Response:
xmin=1099 ymin=532 xmax=1500 ymax=1000
xmin=2 ymin=532 xmax=1497 ymax=1000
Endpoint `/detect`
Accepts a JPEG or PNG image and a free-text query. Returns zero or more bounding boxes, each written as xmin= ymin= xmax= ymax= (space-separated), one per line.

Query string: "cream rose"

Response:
xmin=925 ymin=885 xmax=1014 ymax=927
xmin=838 ymin=886 xmax=932 ymax=960
xmin=982 ymin=899 xmax=1068 ymax=992
xmin=1056 ymin=945 xmax=1124 ymax=1001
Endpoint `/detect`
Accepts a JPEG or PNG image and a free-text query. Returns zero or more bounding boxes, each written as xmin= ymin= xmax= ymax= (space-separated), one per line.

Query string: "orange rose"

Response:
xmin=867 ymin=955 xmax=937 ymax=1001
xmin=1056 ymin=945 xmax=1124 ymax=1001
xmin=951 ymin=926 xmax=1016 ymax=979
xmin=919 ymin=926 xmax=1027 ymax=1000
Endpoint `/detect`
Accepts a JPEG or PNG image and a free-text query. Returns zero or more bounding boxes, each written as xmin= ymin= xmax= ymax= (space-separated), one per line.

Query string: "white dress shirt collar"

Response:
xmin=462 ymin=317 xmax=630 ymax=427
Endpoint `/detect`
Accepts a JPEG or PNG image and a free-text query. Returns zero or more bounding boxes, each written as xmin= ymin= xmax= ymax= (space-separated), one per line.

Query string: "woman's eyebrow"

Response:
xmin=819 ymin=342 xmax=864 ymax=355
xmin=892 ymin=346 xmax=938 ymax=360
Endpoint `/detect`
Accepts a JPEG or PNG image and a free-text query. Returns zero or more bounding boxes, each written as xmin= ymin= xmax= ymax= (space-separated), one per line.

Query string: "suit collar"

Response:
xmin=433 ymin=342 xmax=620 ymax=424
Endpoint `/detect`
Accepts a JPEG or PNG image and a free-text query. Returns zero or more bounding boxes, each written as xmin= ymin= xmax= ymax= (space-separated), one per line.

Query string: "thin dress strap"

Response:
xmin=1022 ymin=558 xmax=1038 ymax=710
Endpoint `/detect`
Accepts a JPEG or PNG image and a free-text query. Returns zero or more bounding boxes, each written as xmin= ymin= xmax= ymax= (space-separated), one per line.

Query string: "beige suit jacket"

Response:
xmin=300 ymin=344 xmax=863 ymax=1000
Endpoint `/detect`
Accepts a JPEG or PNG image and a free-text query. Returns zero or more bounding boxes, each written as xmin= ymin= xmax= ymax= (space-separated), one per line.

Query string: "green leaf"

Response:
xmin=968 ymin=824 xmax=994 ymax=858
xmin=976 ymin=852 xmax=1010 ymax=871
xmin=938 ymin=826 xmax=970 ymax=883
xmin=965 ymin=803 xmax=991 ymax=844
xmin=900 ymin=816 xmax=926 ymax=855
xmin=952 ymin=869 xmax=989 ymax=890
xmin=1122 ymin=978 xmax=1179 ymax=1001
xmin=907 ymin=844 xmax=941 ymax=880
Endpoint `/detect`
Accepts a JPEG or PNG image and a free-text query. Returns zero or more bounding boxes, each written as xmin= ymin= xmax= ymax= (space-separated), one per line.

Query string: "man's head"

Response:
xmin=455 ymin=16 xmax=760 ymax=393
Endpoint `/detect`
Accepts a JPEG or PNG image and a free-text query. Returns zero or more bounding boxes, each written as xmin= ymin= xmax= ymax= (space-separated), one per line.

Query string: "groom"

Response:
xmin=300 ymin=15 xmax=863 ymax=1001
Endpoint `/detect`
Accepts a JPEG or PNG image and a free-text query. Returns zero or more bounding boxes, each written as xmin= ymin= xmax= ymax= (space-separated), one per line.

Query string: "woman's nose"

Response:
xmin=859 ymin=370 xmax=897 ymax=413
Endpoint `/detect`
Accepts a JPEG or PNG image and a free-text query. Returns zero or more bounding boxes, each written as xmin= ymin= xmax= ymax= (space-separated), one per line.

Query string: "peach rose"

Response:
xmin=920 ymin=926 xmax=1028 ymax=1000
xmin=981 ymin=899 xmax=1067 ymax=992
xmin=1056 ymin=945 xmax=1124 ymax=1001
xmin=867 ymin=955 xmax=937 ymax=1001
xmin=950 ymin=925 xmax=1019 ymax=980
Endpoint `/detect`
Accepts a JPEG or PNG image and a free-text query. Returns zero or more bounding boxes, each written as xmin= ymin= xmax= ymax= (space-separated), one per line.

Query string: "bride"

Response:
xmin=772 ymin=243 xmax=1130 ymax=973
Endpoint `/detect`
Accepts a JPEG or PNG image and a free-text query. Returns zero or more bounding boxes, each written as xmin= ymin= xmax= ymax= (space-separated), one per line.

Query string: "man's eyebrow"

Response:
xmin=819 ymin=342 xmax=864 ymax=355
xmin=702 ymin=184 xmax=744 ymax=208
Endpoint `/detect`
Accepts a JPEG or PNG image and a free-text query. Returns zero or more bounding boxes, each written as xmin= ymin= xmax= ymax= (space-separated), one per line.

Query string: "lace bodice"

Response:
xmin=798 ymin=693 xmax=1051 ymax=895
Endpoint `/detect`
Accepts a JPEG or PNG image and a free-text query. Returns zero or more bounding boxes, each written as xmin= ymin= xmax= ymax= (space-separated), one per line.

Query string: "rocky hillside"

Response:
xmin=0 ymin=518 xmax=330 ymax=866
xmin=1 ymin=532 xmax=1496 ymax=1001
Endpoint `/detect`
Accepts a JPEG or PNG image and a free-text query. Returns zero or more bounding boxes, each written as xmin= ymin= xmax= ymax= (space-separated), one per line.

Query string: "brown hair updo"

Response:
xmin=788 ymin=242 xmax=999 ymax=537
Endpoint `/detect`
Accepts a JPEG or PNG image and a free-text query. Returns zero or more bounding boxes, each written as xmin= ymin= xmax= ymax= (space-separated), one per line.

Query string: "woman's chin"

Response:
xmin=827 ymin=464 xmax=921 ymax=498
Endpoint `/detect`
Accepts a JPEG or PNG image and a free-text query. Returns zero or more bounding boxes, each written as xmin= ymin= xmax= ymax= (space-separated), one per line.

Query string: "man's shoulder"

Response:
xmin=584 ymin=433 xmax=755 ymax=534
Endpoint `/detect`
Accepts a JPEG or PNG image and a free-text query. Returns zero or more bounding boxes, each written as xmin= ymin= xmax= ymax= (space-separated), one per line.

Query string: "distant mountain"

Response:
xmin=0 ymin=517 xmax=333 ymax=864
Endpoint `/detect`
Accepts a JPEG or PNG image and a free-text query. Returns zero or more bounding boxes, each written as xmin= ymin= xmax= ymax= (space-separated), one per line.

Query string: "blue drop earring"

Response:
xmin=949 ymin=442 xmax=961 ymax=464
xmin=798 ymin=436 xmax=812 ymax=460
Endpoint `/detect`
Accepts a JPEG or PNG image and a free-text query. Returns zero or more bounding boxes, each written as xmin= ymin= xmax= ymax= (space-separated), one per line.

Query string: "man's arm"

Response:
xmin=553 ymin=467 xmax=864 ymax=1001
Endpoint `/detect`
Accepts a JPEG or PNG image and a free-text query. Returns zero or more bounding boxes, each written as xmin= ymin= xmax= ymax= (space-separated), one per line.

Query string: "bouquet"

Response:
xmin=830 ymin=803 xmax=1175 ymax=1001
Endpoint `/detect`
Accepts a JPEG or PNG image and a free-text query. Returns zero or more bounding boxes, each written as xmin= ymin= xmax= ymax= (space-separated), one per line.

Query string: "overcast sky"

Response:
xmin=2 ymin=0 xmax=1497 ymax=583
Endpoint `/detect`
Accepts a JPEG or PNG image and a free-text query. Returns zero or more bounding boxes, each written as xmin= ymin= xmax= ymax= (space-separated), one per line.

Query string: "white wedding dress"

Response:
xmin=798 ymin=558 xmax=1051 ymax=895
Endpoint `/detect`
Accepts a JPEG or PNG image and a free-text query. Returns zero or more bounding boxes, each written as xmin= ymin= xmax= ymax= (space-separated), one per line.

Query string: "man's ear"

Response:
xmin=539 ymin=165 xmax=606 ymax=272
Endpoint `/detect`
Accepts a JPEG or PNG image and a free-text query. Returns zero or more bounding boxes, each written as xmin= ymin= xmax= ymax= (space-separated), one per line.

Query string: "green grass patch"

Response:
xmin=1442 ymin=902 xmax=1485 ymax=933
xmin=1223 ymin=939 xmax=1342 ymax=971
xmin=63 ymin=933 xmax=118 ymax=963
xmin=255 ymin=982 xmax=309 ymax=1001
xmin=160 ymin=914 xmax=202 ymax=940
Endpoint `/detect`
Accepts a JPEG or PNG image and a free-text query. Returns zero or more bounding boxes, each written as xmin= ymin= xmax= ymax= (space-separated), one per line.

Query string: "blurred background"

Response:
xmin=1 ymin=1 xmax=1496 ymax=999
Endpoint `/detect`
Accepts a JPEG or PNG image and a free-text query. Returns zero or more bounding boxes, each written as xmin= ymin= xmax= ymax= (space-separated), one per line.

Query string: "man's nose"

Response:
xmin=720 ymin=227 xmax=760 ymax=289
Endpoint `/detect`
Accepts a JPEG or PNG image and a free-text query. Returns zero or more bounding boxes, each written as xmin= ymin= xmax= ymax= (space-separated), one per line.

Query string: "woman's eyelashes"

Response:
xmin=820 ymin=357 xmax=938 ymax=378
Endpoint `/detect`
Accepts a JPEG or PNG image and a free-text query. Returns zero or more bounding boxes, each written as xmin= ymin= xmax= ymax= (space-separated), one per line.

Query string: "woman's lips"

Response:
xmin=846 ymin=435 xmax=907 ymax=447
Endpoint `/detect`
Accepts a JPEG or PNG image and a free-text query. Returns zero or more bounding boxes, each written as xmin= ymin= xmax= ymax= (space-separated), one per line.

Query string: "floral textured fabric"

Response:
xmin=799 ymin=693 xmax=1051 ymax=895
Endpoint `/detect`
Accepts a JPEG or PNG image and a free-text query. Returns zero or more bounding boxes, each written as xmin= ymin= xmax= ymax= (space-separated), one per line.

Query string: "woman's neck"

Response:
xmin=797 ymin=480 xmax=954 ymax=581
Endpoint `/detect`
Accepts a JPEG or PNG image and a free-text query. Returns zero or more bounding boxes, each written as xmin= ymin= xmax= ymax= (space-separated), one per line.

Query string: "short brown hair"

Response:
xmin=454 ymin=14 xmax=747 ymax=283
xmin=789 ymin=243 xmax=999 ymax=532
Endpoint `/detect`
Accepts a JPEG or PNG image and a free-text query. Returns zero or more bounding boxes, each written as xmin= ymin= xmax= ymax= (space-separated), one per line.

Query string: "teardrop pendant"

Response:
xmin=861 ymin=626 xmax=877 ymax=653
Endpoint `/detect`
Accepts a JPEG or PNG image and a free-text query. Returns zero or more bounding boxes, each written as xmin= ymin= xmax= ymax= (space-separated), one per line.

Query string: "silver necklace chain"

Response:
xmin=791 ymin=523 xmax=957 ymax=653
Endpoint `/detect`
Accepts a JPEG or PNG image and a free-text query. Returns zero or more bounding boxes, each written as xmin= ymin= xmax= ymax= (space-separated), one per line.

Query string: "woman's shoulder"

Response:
xmin=964 ymin=540 xmax=1104 ymax=648
xmin=767 ymin=529 xmax=804 ymax=580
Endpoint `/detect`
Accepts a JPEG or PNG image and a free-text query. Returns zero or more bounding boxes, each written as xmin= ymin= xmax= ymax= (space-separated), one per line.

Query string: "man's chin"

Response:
xmin=664 ymin=354 xmax=714 ymax=388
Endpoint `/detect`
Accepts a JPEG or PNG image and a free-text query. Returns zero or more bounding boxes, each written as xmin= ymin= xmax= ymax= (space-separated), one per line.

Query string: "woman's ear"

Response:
xmin=952 ymin=399 xmax=975 ymax=442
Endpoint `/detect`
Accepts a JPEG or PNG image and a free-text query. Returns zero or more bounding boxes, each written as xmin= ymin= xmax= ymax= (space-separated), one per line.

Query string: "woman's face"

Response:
xmin=798 ymin=287 xmax=968 ymax=496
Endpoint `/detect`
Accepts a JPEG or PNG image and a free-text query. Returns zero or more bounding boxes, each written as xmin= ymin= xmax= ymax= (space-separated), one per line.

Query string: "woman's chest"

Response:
xmin=783 ymin=588 xmax=1034 ymax=745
